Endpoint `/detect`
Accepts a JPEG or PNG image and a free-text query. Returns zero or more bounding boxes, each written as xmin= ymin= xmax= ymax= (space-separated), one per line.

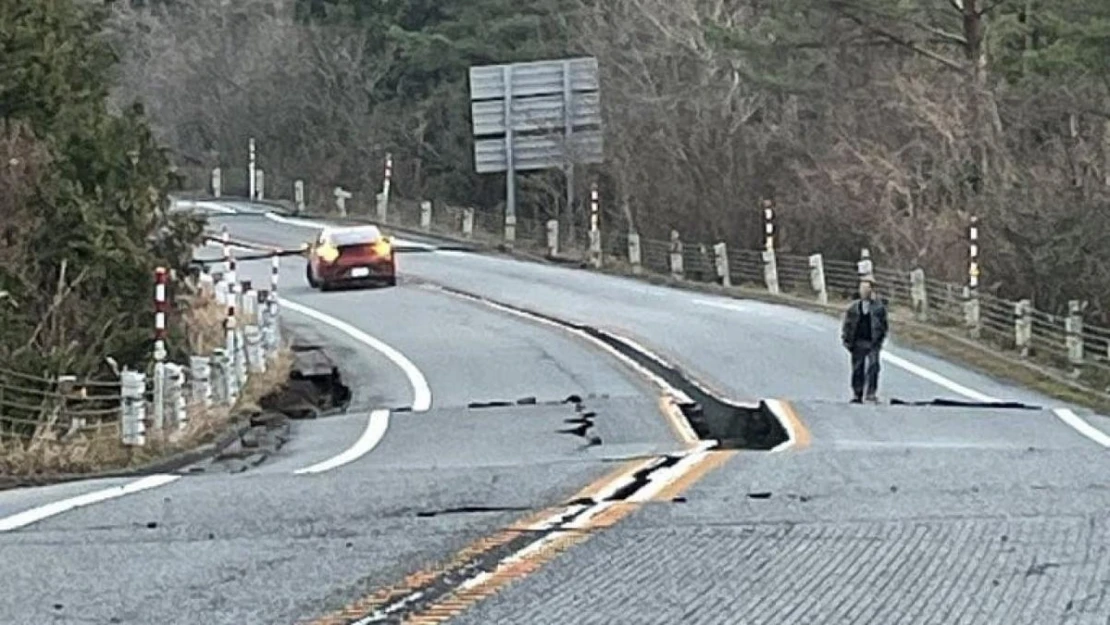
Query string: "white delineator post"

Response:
xmin=255 ymin=169 xmax=265 ymax=201
xmin=714 ymin=242 xmax=731 ymax=287
xmin=190 ymin=355 xmax=212 ymax=408
xmin=462 ymin=208 xmax=475 ymax=238
xmin=966 ymin=216 xmax=981 ymax=339
xmin=546 ymin=219 xmax=559 ymax=257
xmin=762 ymin=200 xmax=780 ymax=294
xmin=669 ymin=230 xmax=684 ymax=279
xmin=588 ymin=182 xmax=602 ymax=268
xmin=1066 ymin=300 xmax=1084 ymax=378
xmin=809 ymin=253 xmax=828 ymax=305
xmin=910 ymin=268 xmax=928 ymax=321
xmin=120 ymin=369 xmax=146 ymax=446
xmin=153 ymin=266 xmax=168 ymax=431
xmin=248 ymin=137 xmax=257 ymax=200
xmin=211 ymin=167 xmax=222 ymax=198
xmin=627 ymin=231 xmax=642 ymax=275
xmin=294 ymin=180 xmax=305 ymax=213
xmin=377 ymin=153 xmax=393 ymax=222
xmin=420 ymin=200 xmax=432 ymax=230
xmin=1014 ymin=299 xmax=1033 ymax=359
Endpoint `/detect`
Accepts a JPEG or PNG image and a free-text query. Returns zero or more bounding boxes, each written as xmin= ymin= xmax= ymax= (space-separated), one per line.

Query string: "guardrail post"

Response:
xmin=546 ymin=219 xmax=559 ymax=257
xmin=857 ymin=248 xmax=873 ymax=279
xmin=120 ymin=370 xmax=146 ymax=446
xmin=190 ymin=355 xmax=212 ymax=407
xmin=1066 ymin=300 xmax=1084 ymax=377
xmin=462 ymin=208 xmax=475 ymax=238
xmin=714 ymin=242 xmax=731 ymax=287
xmin=255 ymin=169 xmax=265 ymax=200
xmin=628 ymin=231 xmax=642 ymax=274
xmin=419 ymin=201 xmax=432 ymax=230
xmin=1014 ymin=299 xmax=1032 ymax=358
xmin=334 ymin=187 xmax=350 ymax=217
xmin=245 ymin=325 xmax=266 ymax=374
xmin=210 ymin=348 xmax=232 ymax=405
xmin=910 ymin=268 xmax=928 ymax=321
xmin=294 ymin=180 xmax=305 ymax=213
xmin=809 ymin=253 xmax=828 ymax=305
xmin=164 ymin=363 xmax=186 ymax=430
xmin=669 ymin=230 xmax=684 ymax=279
xmin=211 ymin=167 xmax=221 ymax=198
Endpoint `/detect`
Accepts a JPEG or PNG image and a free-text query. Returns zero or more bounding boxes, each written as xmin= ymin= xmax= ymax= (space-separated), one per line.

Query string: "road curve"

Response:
xmin=1 ymin=200 xmax=1107 ymax=625
xmin=0 ymin=207 xmax=683 ymax=625
xmin=222 ymin=204 xmax=1110 ymax=624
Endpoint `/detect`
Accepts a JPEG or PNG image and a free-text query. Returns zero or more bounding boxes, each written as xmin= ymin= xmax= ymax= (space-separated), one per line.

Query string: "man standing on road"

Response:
xmin=840 ymin=277 xmax=889 ymax=403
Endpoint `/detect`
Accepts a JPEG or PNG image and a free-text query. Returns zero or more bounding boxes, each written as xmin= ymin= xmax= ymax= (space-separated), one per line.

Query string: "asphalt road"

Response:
xmin=2 ymin=200 xmax=1108 ymax=624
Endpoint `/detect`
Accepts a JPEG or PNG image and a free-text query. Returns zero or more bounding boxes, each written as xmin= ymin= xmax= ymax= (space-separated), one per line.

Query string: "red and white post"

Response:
xmin=588 ymin=182 xmax=601 ymax=268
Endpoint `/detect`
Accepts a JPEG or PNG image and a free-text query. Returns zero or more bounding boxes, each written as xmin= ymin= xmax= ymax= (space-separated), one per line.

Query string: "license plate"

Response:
xmin=350 ymin=267 xmax=370 ymax=278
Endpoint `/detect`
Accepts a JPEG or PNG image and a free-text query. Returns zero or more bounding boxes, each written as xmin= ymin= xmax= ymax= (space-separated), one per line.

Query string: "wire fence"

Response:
xmin=183 ymin=158 xmax=1110 ymax=398
xmin=0 ymin=251 xmax=290 ymax=474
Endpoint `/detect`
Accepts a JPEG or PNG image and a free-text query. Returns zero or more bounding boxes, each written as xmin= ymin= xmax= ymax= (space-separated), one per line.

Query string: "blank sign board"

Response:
xmin=469 ymin=57 xmax=599 ymax=101
xmin=474 ymin=130 xmax=604 ymax=174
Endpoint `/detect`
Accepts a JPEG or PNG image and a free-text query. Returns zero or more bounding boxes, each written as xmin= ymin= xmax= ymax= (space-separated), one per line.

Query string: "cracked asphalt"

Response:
xmin=1 ymin=201 xmax=1108 ymax=625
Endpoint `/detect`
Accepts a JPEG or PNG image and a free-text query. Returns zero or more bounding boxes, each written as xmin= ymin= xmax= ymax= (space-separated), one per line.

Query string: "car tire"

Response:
xmin=305 ymin=264 xmax=319 ymax=288
xmin=385 ymin=275 xmax=397 ymax=287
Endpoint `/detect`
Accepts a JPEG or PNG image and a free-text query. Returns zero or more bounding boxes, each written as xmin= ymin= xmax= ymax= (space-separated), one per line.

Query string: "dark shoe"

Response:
xmin=850 ymin=396 xmax=863 ymax=404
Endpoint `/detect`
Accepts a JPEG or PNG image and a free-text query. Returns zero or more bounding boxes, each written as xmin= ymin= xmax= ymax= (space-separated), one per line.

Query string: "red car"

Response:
xmin=304 ymin=225 xmax=397 ymax=290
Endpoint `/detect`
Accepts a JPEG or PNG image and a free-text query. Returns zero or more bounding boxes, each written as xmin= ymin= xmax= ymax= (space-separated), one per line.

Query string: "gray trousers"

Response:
xmin=850 ymin=342 xmax=881 ymax=398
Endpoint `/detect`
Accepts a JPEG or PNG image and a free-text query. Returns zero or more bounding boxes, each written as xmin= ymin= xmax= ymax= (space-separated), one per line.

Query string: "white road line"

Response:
xmin=293 ymin=409 xmax=392 ymax=474
xmin=1052 ymin=408 xmax=1110 ymax=448
xmin=0 ymin=474 xmax=180 ymax=532
xmin=277 ymin=297 xmax=432 ymax=412
xmin=879 ymin=351 xmax=999 ymax=403
xmin=429 ymin=286 xmax=700 ymax=444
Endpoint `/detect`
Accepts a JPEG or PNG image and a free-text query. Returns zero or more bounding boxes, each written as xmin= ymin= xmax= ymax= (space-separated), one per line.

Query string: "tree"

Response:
xmin=0 ymin=0 xmax=204 ymax=377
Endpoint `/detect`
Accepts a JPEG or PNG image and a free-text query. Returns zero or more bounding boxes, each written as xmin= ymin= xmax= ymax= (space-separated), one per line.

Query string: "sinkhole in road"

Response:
xmin=432 ymin=284 xmax=789 ymax=451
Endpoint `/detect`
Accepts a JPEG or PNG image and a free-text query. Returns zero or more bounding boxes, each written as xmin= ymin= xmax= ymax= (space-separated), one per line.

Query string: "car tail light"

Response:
xmin=371 ymin=238 xmax=392 ymax=257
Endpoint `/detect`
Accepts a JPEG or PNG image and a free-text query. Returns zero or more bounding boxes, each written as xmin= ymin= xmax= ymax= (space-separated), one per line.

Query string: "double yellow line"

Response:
xmin=301 ymin=397 xmax=811 ymax=625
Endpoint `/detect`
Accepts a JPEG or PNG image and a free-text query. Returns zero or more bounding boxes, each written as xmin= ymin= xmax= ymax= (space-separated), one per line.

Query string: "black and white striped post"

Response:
xmin=588 ymin=181 xmax=601 ymax=267
xmin=153 ymin=266 xmax=168 ymax=430
xmin=761 ymin=199 xmax=780 ymax=294
xmin=967 ymin=215 xmax=981 ymax=338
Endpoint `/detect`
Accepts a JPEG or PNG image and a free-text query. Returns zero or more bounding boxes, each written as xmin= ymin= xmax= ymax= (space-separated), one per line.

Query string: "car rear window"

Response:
xmin=329 ymin=227 xmax=381 ymax=246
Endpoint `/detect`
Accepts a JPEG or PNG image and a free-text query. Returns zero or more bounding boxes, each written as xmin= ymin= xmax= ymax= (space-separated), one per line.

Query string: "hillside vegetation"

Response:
xmin=0 ymin=1 xmax=203 ymax=379
xmin=100 ymin=0 xmax=1110 ymax=324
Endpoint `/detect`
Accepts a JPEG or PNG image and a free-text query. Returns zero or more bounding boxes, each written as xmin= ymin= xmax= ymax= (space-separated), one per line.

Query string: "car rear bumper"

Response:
xmin=317 ymin=260 xmax=394 ymax=283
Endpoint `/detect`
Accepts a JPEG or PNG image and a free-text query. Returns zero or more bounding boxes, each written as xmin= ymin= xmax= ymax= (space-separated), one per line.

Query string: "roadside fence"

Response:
xmin=0 ymin=240 xmax=287 ymax=456
xmin=188 ymin=149 xmax=1110 ymax=397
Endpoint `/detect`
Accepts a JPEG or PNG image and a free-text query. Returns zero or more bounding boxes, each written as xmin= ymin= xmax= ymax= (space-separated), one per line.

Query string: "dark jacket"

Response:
xmin=841 ymin=297 xmax=889 ymax=349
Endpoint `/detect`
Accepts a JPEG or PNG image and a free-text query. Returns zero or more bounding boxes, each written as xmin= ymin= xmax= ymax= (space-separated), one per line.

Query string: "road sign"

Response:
xmin=468 ymin=56 xmax=604 ymax=241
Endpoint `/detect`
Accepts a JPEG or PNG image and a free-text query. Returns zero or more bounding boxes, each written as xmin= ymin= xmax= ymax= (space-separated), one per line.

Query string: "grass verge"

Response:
xmin=0 ymin=284 xmax=292 ymax=480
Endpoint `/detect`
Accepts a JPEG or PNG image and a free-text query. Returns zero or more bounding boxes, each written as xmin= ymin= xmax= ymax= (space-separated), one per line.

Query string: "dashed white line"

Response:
xmin=294 ymin=409 xmax=392 ymax=474
xmin=0 ymin=474 xmax=181 ymax=532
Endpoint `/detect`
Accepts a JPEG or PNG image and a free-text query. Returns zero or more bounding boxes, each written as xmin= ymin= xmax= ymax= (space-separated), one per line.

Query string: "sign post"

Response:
xmin=468 ymin=57 xmax=604 ymax=246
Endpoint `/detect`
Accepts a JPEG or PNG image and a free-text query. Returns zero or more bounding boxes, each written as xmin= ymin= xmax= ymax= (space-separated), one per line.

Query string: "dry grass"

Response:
xmin=0 ymin=279 xmax=293 ymax=480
